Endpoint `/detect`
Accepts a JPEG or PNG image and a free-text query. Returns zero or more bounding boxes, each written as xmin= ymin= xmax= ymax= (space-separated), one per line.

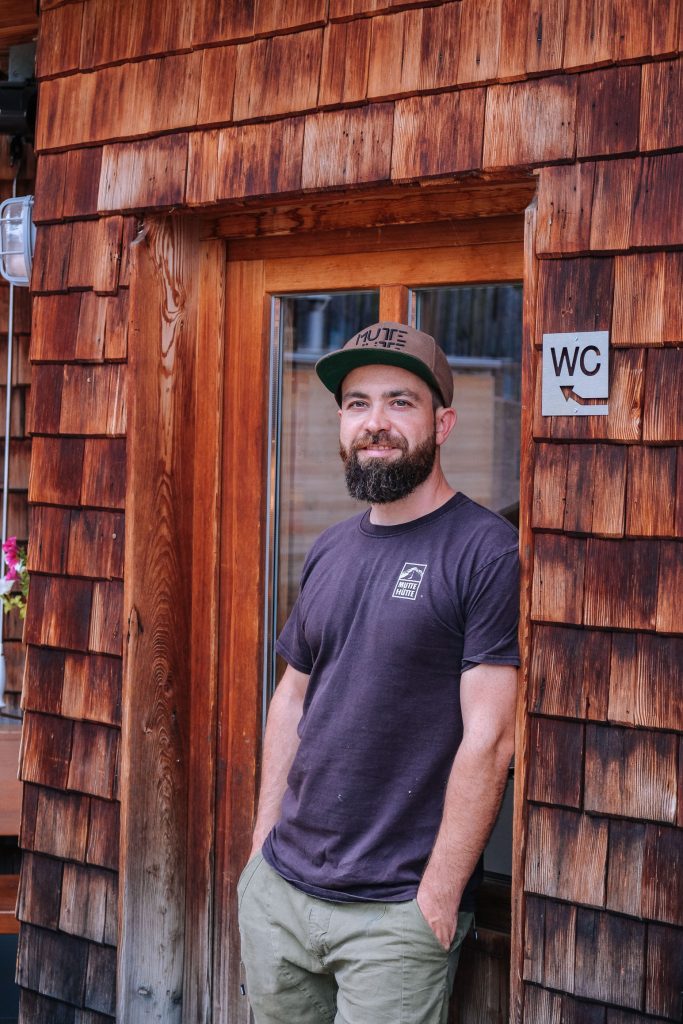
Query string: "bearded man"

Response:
xmin=238 ymin=322 xmax=519 ymax=1024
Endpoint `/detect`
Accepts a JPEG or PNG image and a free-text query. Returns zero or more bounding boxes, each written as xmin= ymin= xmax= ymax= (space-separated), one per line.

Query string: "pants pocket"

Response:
xmin=237 ymin=851 xmax=264 ymax=911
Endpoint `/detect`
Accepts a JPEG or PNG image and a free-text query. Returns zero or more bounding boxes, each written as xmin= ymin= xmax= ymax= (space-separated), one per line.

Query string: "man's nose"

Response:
xmin=362 ymin=403 xmax=391 ymax=433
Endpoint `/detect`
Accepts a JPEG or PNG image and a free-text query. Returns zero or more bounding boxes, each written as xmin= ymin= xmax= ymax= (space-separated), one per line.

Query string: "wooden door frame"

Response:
xmin=120 ymin=178 xmax=537 ymax=1024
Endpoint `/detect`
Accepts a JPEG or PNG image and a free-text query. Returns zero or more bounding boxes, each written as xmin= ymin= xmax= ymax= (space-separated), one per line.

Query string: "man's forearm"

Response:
xmin=249 ymin=667 xmax=307 ymax=856
xmin=418 ymin=735 xmax=512 ymax=913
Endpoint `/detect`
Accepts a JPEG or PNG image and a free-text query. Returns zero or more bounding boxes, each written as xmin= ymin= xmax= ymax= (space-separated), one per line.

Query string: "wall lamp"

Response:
xmin=0 ymin=194 xmax=35 ymax=286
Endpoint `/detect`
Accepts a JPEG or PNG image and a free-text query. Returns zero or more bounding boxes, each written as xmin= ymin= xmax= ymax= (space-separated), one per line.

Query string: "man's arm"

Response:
xmin=248 ymin=664 xmax=310 ymax=859
xmin=416 ymin=663 xmax=517 ymax=948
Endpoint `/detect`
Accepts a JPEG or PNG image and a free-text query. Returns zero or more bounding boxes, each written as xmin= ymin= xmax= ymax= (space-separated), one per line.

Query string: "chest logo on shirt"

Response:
xmin=392 ymin=562 xmax=428 ymax=600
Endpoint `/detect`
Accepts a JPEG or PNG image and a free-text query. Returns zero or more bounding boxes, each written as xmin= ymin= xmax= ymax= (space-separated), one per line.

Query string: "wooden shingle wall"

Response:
xmin=24 ymin=0 xmax=683 ymax=1021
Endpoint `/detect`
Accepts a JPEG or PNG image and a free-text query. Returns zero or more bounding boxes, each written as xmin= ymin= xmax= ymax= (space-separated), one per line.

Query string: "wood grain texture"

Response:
xmin=523 ymin=896 xmax=576 ymax=988
xmin=213 ymin=257 xmax=268 ymax=1022
xmin=524 ymin=984 xmax=607 ymax=1024
xmin=531 ymin=444 xmax=567 ymax=529
xmin=631 ymin=154 xmax=683 ymax=248
xmin=191 ymin=0 xmax=255 ymax=47
xmin=643 ymin=349 xmax=683 ymax=443
xmin=81 ymin=439 xmax=126 ymax=510
xmin=626 ymin=447 xmax=676 ymax=536
xmin=529 ymin=625 xmax=610 ymax=721
xmin=17 ymin=923 xmax=89 ymax=1006
xmin=318 ymin=18 xmax=371 ymax=105
xmin=531 ymin=533 xmax=585 ymax=624
xmin=120 ymin=217 xmax=198 ymax=1022
xmin=609 ymin=632 xmax=683 ymax=731
xmin=68 ymin=722 xmax=119 ymax=799
xmin=457 ymin=0 xmax=502 ymax=82
xmin=392 ymin=89 xmax=486 ymax=180
xmin=645 ymin=923 xmax=683 ymax=1018
xmin=22 ymin=647 xmax=66 ymax=717
xmin=303 ymin=104 xmax=394 ymax=189
xmin=84 ymin=942 xmax=116 ymax=1015
xmin=562 ymin=0 xmax=613 ymax=68
xmin=61 ymin=653 xmax=122 ymax=727
xmin=31 ymin=788 xmax=89 ymax=862
xmin=483 ymin=76 xmax=577 ymax=169
xmin=16 ymin=852 xmax=62 ymax=931
xmin=575 ymin=65 xmax=640 ymax=158
xmin=640 ymin=58 xmax=683 ymax=152
xmin=98 ymin=135 xmax=189 ymax=212
xmin=59 ymin=364 xmax=126 ymax=436
xmin=367 ymin=4 xmax=461 ymax=96
xmin=89 ymin=580 xmax=123 ymax=656
xmin=186 ymin=118 xmax=305 ymax=206
xmin=536 ymin=163 xmax=595 ymax=255
xmin=535 ymin=256 xmax=613 ymax=340
xmin=253 ymin=0 xmax=327 ymax=34
xmin=27 ymin=505 xmax=70 ymax=574
xmin=24 ymin=576 xmax=93 ymax=651
xmin=524 ymin=804 xmax=607 ymax=906
xmin=86 ymin=797 xmax=119 ymax=871
xmin=612 ymin=253 xmax=683 ymax=348
xmin=67 ymin=510 xmax=124 ymax=579
xmin=527 ymin=716 xmax=583 ymax=807
xmin=60 ymin=863 xmax=117 ymax=944
xmin=656 ymin=539 xmax=683 ymax=634
xmin=563 ymin=445 xmax=626 ymax=537
xmin=196 ymin=45 xmax=237 ymax=126
xmin=583 ymin=538 xmax=659 ymax=631
xmin=233 ymin=30 xmax=323 ymax=120
xmin=574 ymin=908 xmax=645 ymax=1010
xmin=607 ymin=819 xmax=683 ymax=926
xmin=526 ymin=0 xmax=568 ymax=74
xmin=585 ymin=724 xmax=678 ymax=823
xmin=31 ymin=223 xmax=73 ymax=293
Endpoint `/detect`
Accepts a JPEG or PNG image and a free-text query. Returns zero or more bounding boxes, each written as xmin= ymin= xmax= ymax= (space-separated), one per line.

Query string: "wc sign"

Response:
xmin=542 ymin=331 xmax=609 ymax=416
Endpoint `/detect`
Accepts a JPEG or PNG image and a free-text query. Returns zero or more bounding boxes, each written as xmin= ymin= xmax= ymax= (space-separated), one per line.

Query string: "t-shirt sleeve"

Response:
xmin=275 ymin=593 xmax=314 ymax=675
xmin=461 ymin=547 xmax=520 ymax=672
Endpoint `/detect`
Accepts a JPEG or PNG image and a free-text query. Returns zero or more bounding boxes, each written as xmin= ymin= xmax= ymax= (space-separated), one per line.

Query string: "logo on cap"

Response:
xmin=354 ymin=326 xmax=408 ymax=350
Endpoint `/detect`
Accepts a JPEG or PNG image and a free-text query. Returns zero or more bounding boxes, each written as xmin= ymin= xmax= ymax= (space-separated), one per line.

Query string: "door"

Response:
xmin=216 ymin=217 xmax=524 ymax=1021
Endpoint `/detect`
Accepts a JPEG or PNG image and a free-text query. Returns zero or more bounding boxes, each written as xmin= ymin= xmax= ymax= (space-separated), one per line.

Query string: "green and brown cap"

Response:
xmin=315 ymin=321 xmax=453 ymax=407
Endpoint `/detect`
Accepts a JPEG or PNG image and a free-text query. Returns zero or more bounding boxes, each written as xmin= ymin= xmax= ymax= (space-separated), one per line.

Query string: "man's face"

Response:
xmin=338 ymin=365 xmax=441 ymax=504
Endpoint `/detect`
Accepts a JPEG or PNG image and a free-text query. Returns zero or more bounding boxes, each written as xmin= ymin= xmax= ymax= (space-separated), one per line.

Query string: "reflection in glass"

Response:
xmin=266 ymin=292 xmax=380 ymax=695
xmin=416 ymin=284 xmax=522 ymax=520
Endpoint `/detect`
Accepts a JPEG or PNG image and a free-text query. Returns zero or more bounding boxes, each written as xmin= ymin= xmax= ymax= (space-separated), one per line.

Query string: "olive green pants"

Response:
xmin=238 ymin=853 xmax=473 ymax=1024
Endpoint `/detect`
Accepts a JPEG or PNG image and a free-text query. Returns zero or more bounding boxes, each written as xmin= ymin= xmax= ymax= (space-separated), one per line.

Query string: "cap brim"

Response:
xmin=315 ymin=348 xmax=445 ymax=405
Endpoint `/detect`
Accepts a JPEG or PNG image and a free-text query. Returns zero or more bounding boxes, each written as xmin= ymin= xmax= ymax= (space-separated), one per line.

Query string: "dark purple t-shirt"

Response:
xmin=263 ymin=492 xmax=519 ymax=907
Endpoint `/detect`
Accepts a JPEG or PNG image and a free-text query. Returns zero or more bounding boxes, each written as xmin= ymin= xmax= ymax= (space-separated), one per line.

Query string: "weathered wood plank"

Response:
xmin=531 ymin=534 xmax=585 ymax=624
xmin=68 ymin=721 xmax=119 ymax=799
xmin=589 ymin=158 xmax=637 ymax=250
xmin=86 ymin=797 xmax=119 ymax=871
xmin=483 ymin=77 xmax=577 ymax=169
xmin=187 ymin=118 xmax=305 ymax=206
xmin=30 ymin=294 xmax=80 ymax=362
xmin=84 ymin=942 xmax=116 ymax=1015
xmin=98 ymin=135 xmax=189 ymax=212
xmin=524 ymin=984 xmax=607 ymax=1024
xmin=368 ymin=5 xmax=462 ymax=96
xmin=67 ymin=510 xmax=124 ymax=580
xmin=575 ymin=65 xmax=640 ymax=158
xmin=27 ymin=505 xmax=70 ymax=574
xmin=60 ymin=862 xmax=117 ymax=944
xmin=605 ymin=819 xmax=647 ymax=920
xmin=645 ymin=924 xmax=683 ymax=1019
xmin=319 ymin=18 xmax=371 ymax=105
xmin=457 ymin=0 xmax=502 ymax=82
xmin=526 ymin=0 xmax=568 ymax=74
xmin=656 ymin=540 xmax=683 ymax=634
xmin=640 ymin=58 xmax=683 ymax=152
xmin=89 ymin=580 xmax=123 ymax=656
xmin=24 ymin=576 xmax=93 ymax=651
xmin=191 ymin=0 xmax=255 ymax=47
xmin=535 ymin=257 xmax=613 ymax=341
xmin=16 ymin=852 xmax=62 ymax=930
xmin=19 ymin=713 xmax=73 ymax=790
xmin=631 ymin=154 xmax=683 ymax=248
xmin=120 ymin=217 xmax=198 ymax=1022
xmin=196 ymin=44 xmax=237 ymax=126
xmin=524 ymin=804 xmax=607 ymax=906
xmin=527 ymin=716 xmax=583 ymax=807
xmin=643 ymin=349 xmax=683 ymax=443
xmin=562 ymin=0 xmax=614 ymax=68
xmin=585 ymin=724 xmax=678 ymax=823
xmin=64 ymin=149 xmax=105 ymax=219
xmin=81 ymin=439 xmax=126 ymax=510
xmin=531 ymin=444 xmax=567 ymax=529
xmin=31 ymin=223 xmax=73 ymax=293
xmin=607 ymin=820 xmax=683 ymax=926
xmin=59 ymin=364 xmax=126 ymax=436
xmin=22 ymin=647 xmax=66 ymax=716
xmin=543 ymin=899 xmax=577 ymax=992
xmin=253 ymin=0 xmax=327 ymax=34
xmin=584 ymin=538 xmax=659 ymax=631
xmin=563 ymin=444 xmax=626 ymax=537
xmin=536 ymin=163 xmax=595 ymax=255
xmin=32 ymin=152 xmax=68 ymax=223
xmin=31 ymin=788 xmax=89 ymax=862
xmin=303 ymin=105 xmax=393 ymax=189
xmin=61 ymin=652 xmax=122 ymax=727
xmin=392 ymin=89 xmax=486 ymax=180
xmin=574 ymin=908 xmax=645 ymax=1009
xmin=529 ymin=624 xmax=610 ymax=721
xmin=626 ymin=447 xmax=676 ymax=537
xmin=17 ymin=923 xmax=89 ymax=1006
xmin=233 ymin=29 xmax=323 ymax=120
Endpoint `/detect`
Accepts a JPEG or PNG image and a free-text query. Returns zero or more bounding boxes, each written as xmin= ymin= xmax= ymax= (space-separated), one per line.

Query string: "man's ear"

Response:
xmin=435 ymin=406 xmax=457 ymax=446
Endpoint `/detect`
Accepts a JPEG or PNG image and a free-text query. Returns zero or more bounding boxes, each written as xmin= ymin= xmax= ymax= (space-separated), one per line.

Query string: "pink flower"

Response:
xmin=4 ymin=566 xmax=18 ymax=581
xmin=2 ymin=537 xmax=18 ymax=568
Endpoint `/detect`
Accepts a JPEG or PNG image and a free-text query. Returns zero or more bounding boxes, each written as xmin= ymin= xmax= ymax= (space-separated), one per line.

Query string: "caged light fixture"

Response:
xmin=0 ymin=193 xmax=35 ymax=287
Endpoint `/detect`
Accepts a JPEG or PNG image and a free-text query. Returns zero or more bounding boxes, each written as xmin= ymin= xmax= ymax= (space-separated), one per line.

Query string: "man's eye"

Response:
xmin=392 ymin=400 xmax=410 ymax=408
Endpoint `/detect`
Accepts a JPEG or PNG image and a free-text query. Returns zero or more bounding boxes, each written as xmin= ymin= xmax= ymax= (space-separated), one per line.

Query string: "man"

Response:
xmin=238 ymin=322 xmax=519 ymax=1024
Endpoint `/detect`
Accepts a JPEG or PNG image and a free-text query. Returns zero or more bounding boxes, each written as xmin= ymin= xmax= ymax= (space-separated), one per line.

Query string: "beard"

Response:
xmin=339 ymin=429 xmax=437 ymax=504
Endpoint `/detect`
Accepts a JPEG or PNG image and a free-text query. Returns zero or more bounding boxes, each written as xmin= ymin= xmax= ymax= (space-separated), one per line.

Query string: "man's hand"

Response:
xmin=416 ymin=875 xmax=459 ymax=950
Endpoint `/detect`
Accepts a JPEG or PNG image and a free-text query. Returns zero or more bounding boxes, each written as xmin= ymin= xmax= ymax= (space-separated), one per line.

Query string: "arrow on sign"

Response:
xmin=560 ymin=386 xmax=609 ymax=406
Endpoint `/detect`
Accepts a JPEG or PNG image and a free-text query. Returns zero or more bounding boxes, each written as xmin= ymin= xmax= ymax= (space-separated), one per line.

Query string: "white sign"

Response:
xmin=542 ymin=331 xmax=609 ymax=416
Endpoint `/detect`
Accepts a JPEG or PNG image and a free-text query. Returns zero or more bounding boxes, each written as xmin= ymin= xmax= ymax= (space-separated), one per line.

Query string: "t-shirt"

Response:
xmin=263 ymin=492 xmax=519 ymax=907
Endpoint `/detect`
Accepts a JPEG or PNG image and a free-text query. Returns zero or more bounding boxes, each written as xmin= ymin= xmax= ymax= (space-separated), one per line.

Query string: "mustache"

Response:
xmin=350 ymin=431 xmax=408 ymax=453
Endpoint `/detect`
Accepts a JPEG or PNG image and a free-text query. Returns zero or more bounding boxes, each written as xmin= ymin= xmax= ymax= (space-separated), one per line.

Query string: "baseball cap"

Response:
xmin=315 ymin=321 xmax=454 ymax=407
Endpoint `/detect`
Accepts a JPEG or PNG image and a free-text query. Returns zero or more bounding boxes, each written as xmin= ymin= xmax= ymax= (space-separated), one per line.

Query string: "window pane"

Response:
xmin=267 ymin=291 xmax=380 ymax=691
xmin=416 ymin=284 xmax=522 ymax=518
